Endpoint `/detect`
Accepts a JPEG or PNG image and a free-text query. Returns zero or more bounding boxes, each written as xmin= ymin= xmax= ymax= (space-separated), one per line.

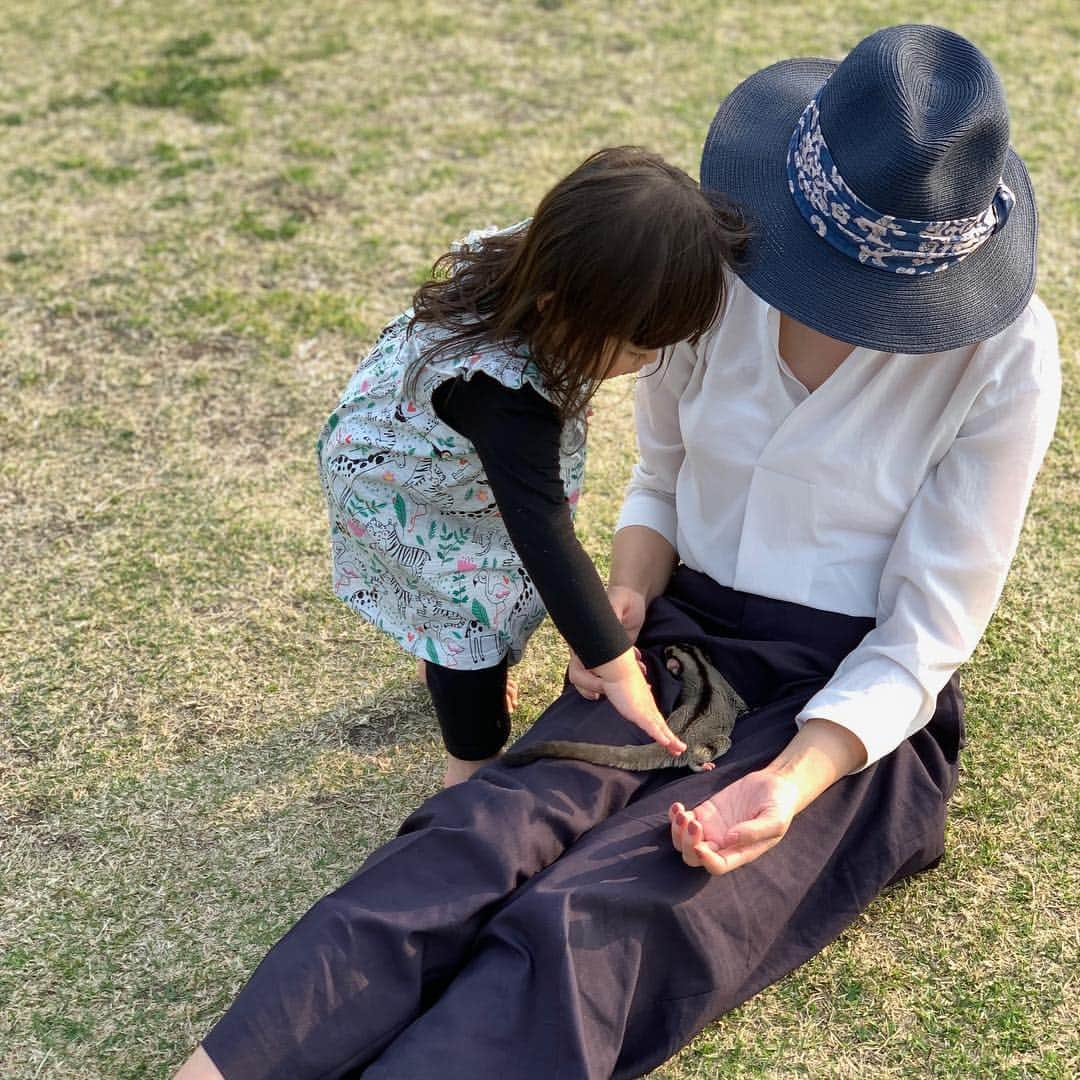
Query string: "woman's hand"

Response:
xmin=669 ymin=718 xmax=867 ymax=875
xmin=668 ymin=771 xmax=800 ymax=875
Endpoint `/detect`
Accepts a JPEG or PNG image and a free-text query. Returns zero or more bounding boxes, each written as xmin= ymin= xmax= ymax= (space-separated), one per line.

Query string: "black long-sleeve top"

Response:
xmin=431 ymin=373 xmax=630 ymax=670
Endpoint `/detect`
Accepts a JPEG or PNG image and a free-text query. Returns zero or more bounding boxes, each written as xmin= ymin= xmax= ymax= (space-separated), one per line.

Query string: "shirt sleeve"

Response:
xmin=796 ymin=302 xmax=1062 ymax=769
xmin=615 ymin=340 xmax=700 ymax=546
xmin=432 ymin=373 xmax=630 ymax=669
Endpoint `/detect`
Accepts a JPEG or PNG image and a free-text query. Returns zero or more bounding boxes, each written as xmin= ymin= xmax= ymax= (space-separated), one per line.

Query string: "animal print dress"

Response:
xmin=316 ymin=313 xmax=587 ymax=670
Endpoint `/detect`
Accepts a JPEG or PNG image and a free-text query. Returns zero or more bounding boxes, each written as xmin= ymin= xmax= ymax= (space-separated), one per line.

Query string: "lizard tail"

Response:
xmin=502 ymin=740 xmax=689 ymax=771
xmin=501 ymin=741 xmax=605 ymax=767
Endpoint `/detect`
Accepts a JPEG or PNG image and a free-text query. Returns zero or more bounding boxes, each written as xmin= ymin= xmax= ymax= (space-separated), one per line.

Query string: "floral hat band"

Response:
xmin=786 ymin=97 xmax=1016 ymax=276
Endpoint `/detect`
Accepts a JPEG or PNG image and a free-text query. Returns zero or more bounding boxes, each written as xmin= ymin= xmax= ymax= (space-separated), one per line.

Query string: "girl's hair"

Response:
xmin=408 ymin=146 xmax=749 ymax=419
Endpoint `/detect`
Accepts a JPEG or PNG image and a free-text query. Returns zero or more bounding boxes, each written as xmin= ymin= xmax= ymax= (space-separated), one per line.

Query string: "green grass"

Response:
xmin=1 ymin=1 xmax=1077 ymax=1077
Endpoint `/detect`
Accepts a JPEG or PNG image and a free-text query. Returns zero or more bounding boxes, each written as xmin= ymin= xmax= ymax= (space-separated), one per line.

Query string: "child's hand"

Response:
xmin=593 ymin=649 xmax=687 ymax=756
xmin=568 ymin=585 xmax=648 ymax=699
xmin=568 ymin=644 xmax=646 ymax=699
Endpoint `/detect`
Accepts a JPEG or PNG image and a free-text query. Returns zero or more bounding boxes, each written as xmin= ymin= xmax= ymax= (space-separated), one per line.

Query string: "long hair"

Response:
xmin=408 ymin=146 xmax=750 ymax=420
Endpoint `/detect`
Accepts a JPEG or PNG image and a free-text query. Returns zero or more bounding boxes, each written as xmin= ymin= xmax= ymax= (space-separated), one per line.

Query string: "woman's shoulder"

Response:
xmin=969 ymin=292 xmax=1060 ymax=395
xmin=990 ymin=292 xmax=1057 ymax=347
xmin=700 ymin=268 xmax=766 ymax=344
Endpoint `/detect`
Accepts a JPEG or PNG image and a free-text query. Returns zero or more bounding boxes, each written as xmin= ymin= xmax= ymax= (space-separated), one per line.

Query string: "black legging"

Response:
xmin=424 ymin=656 xmax=510 ymax=759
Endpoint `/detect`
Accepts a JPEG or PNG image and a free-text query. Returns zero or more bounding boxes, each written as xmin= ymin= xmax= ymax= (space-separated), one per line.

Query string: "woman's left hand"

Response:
xmin=668 ymin=770 xmax=801 ymax=876
xmin=669 ymin=718 xmax=867 ymax=876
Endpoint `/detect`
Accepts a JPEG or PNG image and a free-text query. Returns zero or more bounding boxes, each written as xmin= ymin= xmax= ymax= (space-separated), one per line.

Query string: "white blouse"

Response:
xmin=617 ymin=274 xmax=1061 ymax=768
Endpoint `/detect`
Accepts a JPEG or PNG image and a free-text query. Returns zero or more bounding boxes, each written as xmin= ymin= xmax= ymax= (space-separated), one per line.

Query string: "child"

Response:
xmin=317 ymin=146 xmax=746 ymax=786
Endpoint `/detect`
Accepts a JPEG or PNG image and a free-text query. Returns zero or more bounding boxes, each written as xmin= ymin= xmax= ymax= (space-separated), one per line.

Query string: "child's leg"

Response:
xmin=417 ymin=658 xmax=519 ymax=715
xmin=423 ymin=659 xmax=511 ymax=787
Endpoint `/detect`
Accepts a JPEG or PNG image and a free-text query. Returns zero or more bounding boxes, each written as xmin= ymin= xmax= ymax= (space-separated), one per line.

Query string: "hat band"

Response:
xmin=786 ymin=98 xmax=1015 ymax=275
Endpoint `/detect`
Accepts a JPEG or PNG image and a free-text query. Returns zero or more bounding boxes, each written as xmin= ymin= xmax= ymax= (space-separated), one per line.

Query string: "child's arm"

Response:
xmin=566 ymin=526 xmax=677 ymax=700
xmin=433 ymin=374 xmax=685 ymax=755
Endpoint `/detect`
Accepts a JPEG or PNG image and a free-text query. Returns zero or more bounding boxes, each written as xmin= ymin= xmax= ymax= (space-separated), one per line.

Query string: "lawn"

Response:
xmin=0 ymin=1 xmax=1077 ymax=1077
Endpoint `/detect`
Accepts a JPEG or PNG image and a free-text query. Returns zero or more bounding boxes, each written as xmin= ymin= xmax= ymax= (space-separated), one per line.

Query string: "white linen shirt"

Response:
xmin=617 ymin=274 xmax=1061 ymax=768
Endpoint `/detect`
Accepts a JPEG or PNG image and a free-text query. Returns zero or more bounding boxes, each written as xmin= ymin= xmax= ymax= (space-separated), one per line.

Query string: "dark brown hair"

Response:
xmin=408 ymin=146 xmax=749 ymax=419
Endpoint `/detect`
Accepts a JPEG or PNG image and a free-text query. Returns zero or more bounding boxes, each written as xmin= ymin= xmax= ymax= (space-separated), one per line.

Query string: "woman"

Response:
xmin=176 ymin=24 xmax=1060 ymax=1079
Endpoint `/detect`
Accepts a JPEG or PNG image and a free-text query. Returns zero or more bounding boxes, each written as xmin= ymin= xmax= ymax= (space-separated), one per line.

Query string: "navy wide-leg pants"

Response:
xmin=203 ymin=568 xmax=963 ymax=1079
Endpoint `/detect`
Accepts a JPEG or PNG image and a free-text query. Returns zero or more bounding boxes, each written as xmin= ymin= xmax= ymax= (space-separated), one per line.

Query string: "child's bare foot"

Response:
xmin=173 ymin=1046 xmax=223 ymax=1080
xmin=443 ymin=752 xmax=501 ymax=788
xmin=418 ymin=659 xmax=519 ymax=714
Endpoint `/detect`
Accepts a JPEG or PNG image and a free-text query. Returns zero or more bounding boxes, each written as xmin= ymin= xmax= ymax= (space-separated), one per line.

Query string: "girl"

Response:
xmin=317 ymin=147 xmax=747 ymax=786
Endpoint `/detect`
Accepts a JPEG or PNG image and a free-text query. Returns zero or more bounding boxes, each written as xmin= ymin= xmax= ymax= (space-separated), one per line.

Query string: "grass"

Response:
xmin=0 ymin=0 xmax=1077 ymax=1077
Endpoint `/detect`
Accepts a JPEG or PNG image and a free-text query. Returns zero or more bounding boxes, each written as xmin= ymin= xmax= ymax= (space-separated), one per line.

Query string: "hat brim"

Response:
xmin=700 ymin=59 xmax=1038 ymax=354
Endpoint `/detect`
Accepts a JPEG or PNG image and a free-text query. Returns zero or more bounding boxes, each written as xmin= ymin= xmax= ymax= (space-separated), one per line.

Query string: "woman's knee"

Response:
xmin=480 ymin=815 xmax=725 ymax=993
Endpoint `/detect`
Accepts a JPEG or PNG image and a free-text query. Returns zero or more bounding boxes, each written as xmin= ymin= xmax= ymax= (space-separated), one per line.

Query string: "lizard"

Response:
xmin=502 ymin=643 xmax=747 ymax=771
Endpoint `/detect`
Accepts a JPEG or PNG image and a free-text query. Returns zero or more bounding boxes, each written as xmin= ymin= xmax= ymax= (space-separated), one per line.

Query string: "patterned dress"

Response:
xmin=316 ymin=313 xmax=587 ymax=670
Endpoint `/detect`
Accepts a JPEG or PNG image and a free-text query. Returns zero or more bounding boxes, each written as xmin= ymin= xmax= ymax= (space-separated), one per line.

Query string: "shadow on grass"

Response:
xmin=321 ymin=675 xmax=436 ymax=754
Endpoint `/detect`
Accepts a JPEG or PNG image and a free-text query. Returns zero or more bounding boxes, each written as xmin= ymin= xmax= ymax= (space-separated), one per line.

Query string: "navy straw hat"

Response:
xmin=701 ymin=24 xmax=1038 ymax=353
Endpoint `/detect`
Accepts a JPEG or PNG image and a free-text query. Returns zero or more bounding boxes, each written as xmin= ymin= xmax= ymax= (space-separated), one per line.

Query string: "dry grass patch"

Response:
xmin=1 ymin=1 xmax=1077 ymax=1077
